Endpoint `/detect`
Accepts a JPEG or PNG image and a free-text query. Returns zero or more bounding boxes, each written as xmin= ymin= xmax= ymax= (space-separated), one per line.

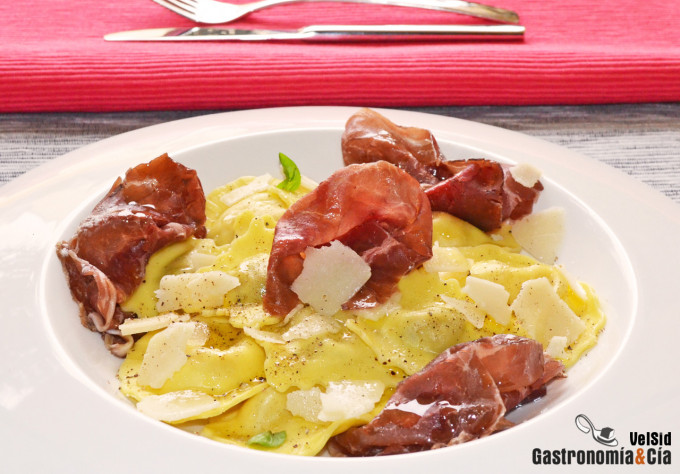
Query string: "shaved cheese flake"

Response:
xmin=300 ymin=175 xmax=319 ymax=191
xmin=469 ymin=260 xmax=506 ymax=276
xmin=136 ymin=390 xmax=220 ymax=422
xmin=423 ymin=243 xmax=470 ymax=273
xmin=282 ymin=303 xmax=304 ymax=325
xmin=512 ymin=207 xmax=565 ymax=264
xmin=510 ymin=277 xmax=586 ymax=347
xmin=188 ymin=321 xmax=210 ymax=346
xmin=220 ymin=174 xmax=273 ymax=207
xmin=286 ymin=387 xmax=322 ymax=422
xmin=318 ymin=381 xmax=385 ymax=422
xmin=119 ymin=312 xmax=189 ymax=336
xmin=282 ymin=313 xmax=341 ymax=342
xmin=291 ymin=240 xmax=371 ymax=316
xmin=352 ymin=292 xmax=402 ymax=321
xmin=509 ymin=163 xmax=542 ymax=188
xmin=184 ymin=251 xmax=218 ymax=271
xmin=243 ymin=327 xmax=285 ymax=345
xmin=440 ymin=294 xmax=486 ymax=329
xmin=462 ymin=276 xmax=512 ymax=326
xmin=155 ymin=271 xmax=240 ymax=313
xmin=556 ymin=264 xmax=588 ymax=300
xmin=546 ymin=336 xmax=568 ymax=359
xmin=138 ymin=322 xmax=209 ymax=389
xmin=286 ymin=381 xmax=385 ymax=423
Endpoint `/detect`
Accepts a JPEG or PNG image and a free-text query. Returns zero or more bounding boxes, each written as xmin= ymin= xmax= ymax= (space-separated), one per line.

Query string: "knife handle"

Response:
xmin=300 ymin=24 xmax=525 ymax=41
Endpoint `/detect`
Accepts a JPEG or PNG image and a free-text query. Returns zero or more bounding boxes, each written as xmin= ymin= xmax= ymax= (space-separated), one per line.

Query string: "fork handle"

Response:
xmin=246 ymin=0 xmax=519 ymax=24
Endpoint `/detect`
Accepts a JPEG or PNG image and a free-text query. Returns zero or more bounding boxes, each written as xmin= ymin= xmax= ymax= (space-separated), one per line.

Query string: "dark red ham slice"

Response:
xmin=56 ymin=154 xmax=206 ymax=356
xmin=329 ymin=334 xmax=565 ymax=456
xmin=341 ymin=108 xmax=446 ymax=186
xmin=342 ymin=108 xmax=543 ymax=231
xmin=263 ymin=161 xmax=432 ymax=316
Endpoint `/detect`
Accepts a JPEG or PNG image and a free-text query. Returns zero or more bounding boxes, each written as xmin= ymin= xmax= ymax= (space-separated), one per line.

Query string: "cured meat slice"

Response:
xmin=342 ymin=108 xmax=543 ymax=231
xmin=263 ymin=161 xmax=432 ymax=316
xmin=57 ymin=154 xmax=206 ymax=356
xmin=341 ymin=108 xmax=446 ymax=185
xmin=329 ymin=334 xmax=564 ymax=456
xmin=425 ymin=159 xmax=544 ymax=232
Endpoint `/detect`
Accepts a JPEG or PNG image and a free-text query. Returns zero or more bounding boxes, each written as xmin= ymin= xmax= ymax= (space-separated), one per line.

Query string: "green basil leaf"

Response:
xmin=276 ymin=152 xmax=301 ymax=192
xmin=247 ymin=430 xmax=287 ymax=448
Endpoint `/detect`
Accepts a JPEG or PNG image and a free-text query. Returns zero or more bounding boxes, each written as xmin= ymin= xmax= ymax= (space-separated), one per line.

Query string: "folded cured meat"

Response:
xmin=56 ymin=154 xmax=206 ymax=356
xmin=342 ymin=108 xmax=543 ymax=231
xmin=263 ymin=161 xmax=432 ymax=316
xmin=329 ymin=334 xmax=565 ymax=456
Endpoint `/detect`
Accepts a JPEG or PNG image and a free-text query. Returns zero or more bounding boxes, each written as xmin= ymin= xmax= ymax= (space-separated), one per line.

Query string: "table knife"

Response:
xmin=104 ymin=24 xmax=525 ymax=42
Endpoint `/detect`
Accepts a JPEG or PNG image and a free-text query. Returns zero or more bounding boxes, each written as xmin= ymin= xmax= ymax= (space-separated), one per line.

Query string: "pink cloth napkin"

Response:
xmin=1 ymin=0 xmax=679 ymax=111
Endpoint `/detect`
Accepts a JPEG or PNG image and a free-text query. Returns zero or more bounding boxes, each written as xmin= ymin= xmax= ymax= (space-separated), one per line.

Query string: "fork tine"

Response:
xmin=166 ymin=0 xmax=198 ymax=9
xmin=152 ymin=0 xmax=196 ymax=19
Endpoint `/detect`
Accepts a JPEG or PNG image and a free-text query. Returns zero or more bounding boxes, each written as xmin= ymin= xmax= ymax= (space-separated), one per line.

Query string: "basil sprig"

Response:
xmin=276 ymin=152 xmax=301 ymax=192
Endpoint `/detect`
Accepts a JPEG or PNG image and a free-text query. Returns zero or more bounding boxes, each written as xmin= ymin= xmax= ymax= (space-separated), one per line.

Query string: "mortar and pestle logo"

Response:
xmin=575 ymin=414 xmax=618 ymax=447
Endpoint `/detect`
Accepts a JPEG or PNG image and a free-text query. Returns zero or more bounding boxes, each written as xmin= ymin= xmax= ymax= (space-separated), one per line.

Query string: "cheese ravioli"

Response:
xmin=117 ymin=174 xmax=605 ymax=455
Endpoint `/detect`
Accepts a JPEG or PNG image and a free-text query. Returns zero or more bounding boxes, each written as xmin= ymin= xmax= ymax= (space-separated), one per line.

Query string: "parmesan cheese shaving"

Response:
xmin=462 ymin=276 xmax=512 ymax=326
xmin=155 ymin=271 xmax=240 ymax=313
xmin=300 ymin=175 xmax=318 ymax=191
xmin=351 ymin=292 xmax=402 ymax=321
xmin=291 ymin=240 xmax=371 ymax=316
xmin=286 ymin=387 xmax=322 ymax=422
xmin=220 ymin=174 xmax=273 ymax=207
xmin=184 ymin=251 xmax=218 ymax=271
xmin=509 ymin=163 xmax=542 ymax=188
xmin=282 ymin=303 xmax=304 ymax=325
xmin=556 ymin=264 xmax=588 ymax=300
xmin=510 ymin=277 xmax=586 ymax=347
xmin=511 ymin=207 xmax=565 ymax=264
xmin=136 ymin=390 xmax=220 ymax=422
xmin=137 ymin=322 xmax=209 ymax=389
xmin=440 ymin=294 xmax=486 ymax=329
xmin=281 ymin=313 xmax=340 ymax=341
xmin=286 ymin=381 xmax=385 ymax=423
xmin=243 ymin=313 xmax=340 ymax=345
xmin=119 ymin=312 xmax=189 ymax=336
xmin=243 ymin=327 xmax=285 ymax=345
xmin=546 ymin=336 xmax=568 ymax=359
xmin=318 ymin=381 xmax=384 ymax=422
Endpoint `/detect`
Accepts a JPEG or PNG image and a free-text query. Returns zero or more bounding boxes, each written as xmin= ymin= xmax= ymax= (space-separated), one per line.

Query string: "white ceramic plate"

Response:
xmin=1 ymin=107 xmax=678 ymax=473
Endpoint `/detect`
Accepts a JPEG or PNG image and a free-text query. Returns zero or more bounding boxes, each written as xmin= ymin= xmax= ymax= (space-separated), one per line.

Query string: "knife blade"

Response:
xmin=104 ymin=24 xmax=525 ymax=42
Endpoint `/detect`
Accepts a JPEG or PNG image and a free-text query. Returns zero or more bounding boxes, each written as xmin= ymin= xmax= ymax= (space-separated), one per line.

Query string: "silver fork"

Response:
xmin=152 ymin=0 xmax=520 ymax=25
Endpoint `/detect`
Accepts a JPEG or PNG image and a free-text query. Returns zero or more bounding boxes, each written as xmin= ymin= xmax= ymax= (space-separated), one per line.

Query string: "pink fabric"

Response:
xmin=1 ymin=1 xmax=679 ymax=111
